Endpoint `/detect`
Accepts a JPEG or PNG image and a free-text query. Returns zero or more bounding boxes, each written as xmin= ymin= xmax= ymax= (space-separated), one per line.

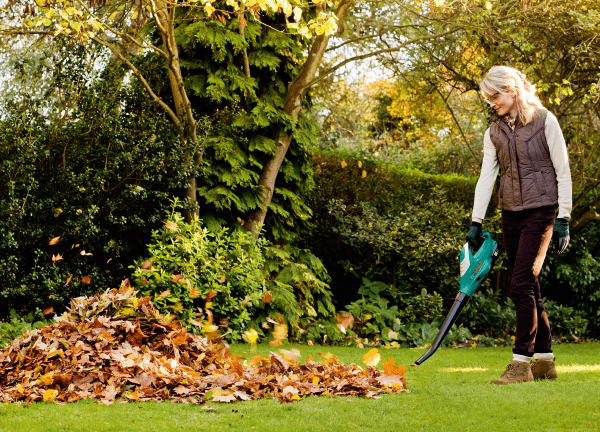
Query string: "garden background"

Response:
xmin=1 ymin=0 xmax=599 ymax=352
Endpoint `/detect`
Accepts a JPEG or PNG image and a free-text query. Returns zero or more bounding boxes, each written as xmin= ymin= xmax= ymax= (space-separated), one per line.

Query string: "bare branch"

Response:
xmin=306 ymin=29 xmax=459 ymax=90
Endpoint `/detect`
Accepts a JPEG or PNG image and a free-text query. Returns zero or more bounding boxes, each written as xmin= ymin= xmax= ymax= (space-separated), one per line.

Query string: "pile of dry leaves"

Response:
xmin=0 ymin=281 xmax=407 ymax=405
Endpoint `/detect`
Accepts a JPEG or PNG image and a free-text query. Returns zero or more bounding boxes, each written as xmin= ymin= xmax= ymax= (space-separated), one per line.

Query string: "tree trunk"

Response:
xmin=157 ymin=0 xmax=201 ymax=220
xmin=244 ymin=0 xmax=355 ymax=236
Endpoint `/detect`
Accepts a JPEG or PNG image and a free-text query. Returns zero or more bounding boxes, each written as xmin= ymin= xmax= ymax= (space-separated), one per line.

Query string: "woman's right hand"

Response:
xmin=466 ymin=222 xmax=484 ymax=251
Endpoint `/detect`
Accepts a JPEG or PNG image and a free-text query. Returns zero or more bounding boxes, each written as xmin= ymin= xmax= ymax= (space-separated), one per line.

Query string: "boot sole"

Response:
xmin=490 ymin=379 xmax=533 ymax=385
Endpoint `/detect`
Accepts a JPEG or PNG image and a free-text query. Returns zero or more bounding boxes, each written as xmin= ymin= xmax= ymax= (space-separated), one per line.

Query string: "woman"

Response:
xmin=466 ymin=66 xmax=572 ymax=385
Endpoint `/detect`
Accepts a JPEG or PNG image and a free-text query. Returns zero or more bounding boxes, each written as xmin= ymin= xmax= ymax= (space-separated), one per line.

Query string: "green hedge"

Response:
xmin=309 ymin=150 xmax=479 ymax=215
xmin=302 ymin=149 xmax=493 ymax=308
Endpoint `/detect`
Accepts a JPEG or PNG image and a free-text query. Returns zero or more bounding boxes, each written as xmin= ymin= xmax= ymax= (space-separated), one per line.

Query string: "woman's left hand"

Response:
xmin=552 ymin=218 xmax=570 ymax=254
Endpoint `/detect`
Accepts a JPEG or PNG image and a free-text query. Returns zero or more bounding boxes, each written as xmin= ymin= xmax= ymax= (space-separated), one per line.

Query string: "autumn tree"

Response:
xmin=368 ymin=0 xmax=600 ymax=233
xmin=1 ymin=0 xmax=466 ymax=236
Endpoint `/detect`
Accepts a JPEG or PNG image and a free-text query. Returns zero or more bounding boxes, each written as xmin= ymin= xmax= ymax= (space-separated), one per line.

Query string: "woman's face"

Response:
xmin=484 ymin=90 xmax=517 ymax=117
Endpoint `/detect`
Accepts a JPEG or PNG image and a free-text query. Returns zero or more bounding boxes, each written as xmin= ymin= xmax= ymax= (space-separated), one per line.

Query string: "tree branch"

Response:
xmin=91 ymin=35 xmax=185 ymax=137
xmin=305 ymin=29 xmax=458 ymax=90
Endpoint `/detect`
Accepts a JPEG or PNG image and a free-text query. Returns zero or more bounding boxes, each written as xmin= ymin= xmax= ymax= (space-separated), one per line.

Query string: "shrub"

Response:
xmin=344 ymin=278 xmax=444 ymax=346
xmin=0 ymin=57 xmax=199 ymax=316
xmin=460 ymin=289 xmax=517 ymax=340
xmin=322 ymin=189 xmax=470 ymax=301
xmin=131 ymin=204 xmax=268 ymax=340
xmin=0 ymin=310 xmax=49 ymax=347
xmin=131 ymin=203 xmax=335 ymax=342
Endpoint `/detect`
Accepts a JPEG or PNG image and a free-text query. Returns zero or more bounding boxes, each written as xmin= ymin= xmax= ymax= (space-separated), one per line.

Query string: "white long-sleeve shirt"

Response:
xmin=472 ymin=111 xmax=572 ymax=221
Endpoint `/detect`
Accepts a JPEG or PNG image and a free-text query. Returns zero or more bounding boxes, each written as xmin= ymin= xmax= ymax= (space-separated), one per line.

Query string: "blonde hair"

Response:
xmin=480 ymin=66 xmax=544 ymax=125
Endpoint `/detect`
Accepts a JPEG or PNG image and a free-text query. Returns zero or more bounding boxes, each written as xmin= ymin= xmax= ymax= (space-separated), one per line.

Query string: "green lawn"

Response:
xmin=1 ymin=343 xmax=599 ymax=432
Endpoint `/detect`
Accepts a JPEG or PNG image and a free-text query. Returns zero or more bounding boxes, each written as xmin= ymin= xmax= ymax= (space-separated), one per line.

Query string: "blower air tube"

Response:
xmin=414 ymin=292 xmax=470 ymax=366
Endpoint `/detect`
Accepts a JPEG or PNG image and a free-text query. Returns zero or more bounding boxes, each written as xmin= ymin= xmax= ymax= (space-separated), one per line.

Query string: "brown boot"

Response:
xmin=490 ymin=361 xmax=533 ymax=385
xmin=531 ymin=359 xmax=558 ymax=381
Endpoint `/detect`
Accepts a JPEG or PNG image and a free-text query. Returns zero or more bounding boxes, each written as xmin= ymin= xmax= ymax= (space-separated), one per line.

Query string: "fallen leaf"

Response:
xmin=43 ymin=389 xmax=58 ymax=402
xmin=42 ymin=306 xmax=54 ymax=316
xmin=336 ymin=312 xmax=354 ymax=330
xmin=213 ymin=394 xmax=236 ymax=403
xmin=52 ymin=254 xmax=63 ymax=263
xmin=80 ymin=250 xmax=92 ymax=256
xmin=205 ymin=291 xmax=217 ymax=301
xmin=219 ymin=275 xmax=226 ymax=283
xmin=159 ymin=290 xmax=171 ymax=298
xmin=141 ymin=260 xmax=153 ymax=269
xmin=336 ymin=324 xmax=346 ymax=334
xmin=49 ymin=236 xmax=61 ymax=246
xmin=383 ymin=357 xmax=406 ymax=376
xmin=362 ymin=348 xmax=381 ymax=368
xmin=64 ymin=275 xmax=73 ymax=287
xmin=164 ymin=221 xmax=178 ymax=231
xmin=262 ymin=292 xmax=272 ymax=304
xmin=81 ymin=275 xmax=91 ymax=284
xmin=282 ymin=386 xmax=298 ymax=395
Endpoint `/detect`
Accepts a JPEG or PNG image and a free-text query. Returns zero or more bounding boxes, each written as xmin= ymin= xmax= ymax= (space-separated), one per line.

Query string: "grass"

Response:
xmin=1 ymin=343 xmax=599 ymax=432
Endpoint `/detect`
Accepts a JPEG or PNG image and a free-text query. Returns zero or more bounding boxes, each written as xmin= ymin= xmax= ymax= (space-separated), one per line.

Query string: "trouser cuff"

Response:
xmin=513 ymin=354 xmax=532 ymax=363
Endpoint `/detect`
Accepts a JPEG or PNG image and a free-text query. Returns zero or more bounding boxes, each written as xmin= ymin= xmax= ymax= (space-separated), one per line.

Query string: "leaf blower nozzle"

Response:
xmin=414 ymin=231 xmax=498 ymax=366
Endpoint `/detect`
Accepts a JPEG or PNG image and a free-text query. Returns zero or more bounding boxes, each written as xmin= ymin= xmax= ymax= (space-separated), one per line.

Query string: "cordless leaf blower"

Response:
xmin=415 ymin=231 xmax=498 ymax=365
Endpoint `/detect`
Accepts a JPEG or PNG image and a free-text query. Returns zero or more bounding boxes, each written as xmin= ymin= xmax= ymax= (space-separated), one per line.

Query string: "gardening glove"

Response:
xmin=466 ymin=221 xmax=484 ymax=252
xmin=552 ymin=218 xmax=570 ymax=254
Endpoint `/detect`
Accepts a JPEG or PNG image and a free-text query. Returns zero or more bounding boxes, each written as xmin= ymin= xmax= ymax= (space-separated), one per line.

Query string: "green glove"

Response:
xmin=553 ymin=218 xmax=570 ymax=254
xmin=466 ymin=222 xmax=484 ymax=251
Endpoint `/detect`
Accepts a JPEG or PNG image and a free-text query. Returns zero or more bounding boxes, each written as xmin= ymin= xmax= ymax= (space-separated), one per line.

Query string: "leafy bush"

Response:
xmin=543 ymin=225 xmax=600 ymax=338
xmin=460 ymin=289 xmax=517 ymax=340
xmin=544 ymin=300 xmax=589 ymax=343
xmin=131 ymin=204 xmax=335 ymax=342
xmin=261 ymin=245 xmax=336 ymax=329
xmin=0 ymin=51 xmax=199 ymax=317
xmin=131 ymin=205 xmax=268 ymax=339
xmin=323 ymin=190 xmax=469 ymax=301
xmin=344 ymin=278 xmax=443 ymax=346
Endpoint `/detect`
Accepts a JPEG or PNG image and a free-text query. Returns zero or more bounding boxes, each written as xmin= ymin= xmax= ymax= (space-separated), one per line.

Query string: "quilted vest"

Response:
xmin=489 ymin=109 xmax=559 ymax=212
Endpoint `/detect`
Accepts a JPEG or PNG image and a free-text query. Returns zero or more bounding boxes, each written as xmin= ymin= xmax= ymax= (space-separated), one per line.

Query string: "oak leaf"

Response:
xmin=382 ymin=357 xmax=406 ymax=376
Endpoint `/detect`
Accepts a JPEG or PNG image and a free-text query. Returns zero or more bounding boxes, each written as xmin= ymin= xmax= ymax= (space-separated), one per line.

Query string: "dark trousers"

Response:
xmin=502 ymin=206 xmax=556 ymax=357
